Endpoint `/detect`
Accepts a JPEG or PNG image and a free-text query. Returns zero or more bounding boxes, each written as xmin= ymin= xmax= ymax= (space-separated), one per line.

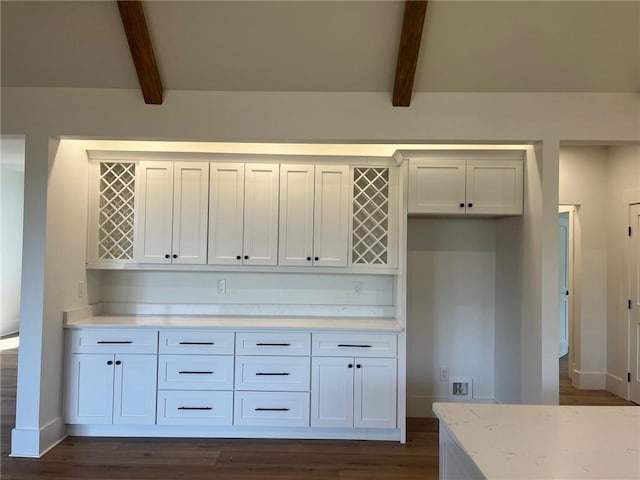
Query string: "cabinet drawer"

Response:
xmin=233 ymin=392 xmax=309 ymax=427
xmin=158 ymin=355 xmax=234 ymax=390
xmin=157 ymin=391 xmax=232 ymax=425
xmin=312 ymin=333 xmax=397 ymax=358
xmin=67 ymin=329 xmax=158 ymax=354
xmin=236 ymin=332 xmax=311 ymax=356
xmin=158 ymin=330 xmax=234 ymax=355
xmin=235 ymin=356 xmax=310 ymax=392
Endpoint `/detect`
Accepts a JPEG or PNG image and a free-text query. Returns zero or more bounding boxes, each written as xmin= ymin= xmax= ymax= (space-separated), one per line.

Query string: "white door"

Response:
xmin=65 ymin=354 xmax=114 ymax=424
xmin=208 ymin=163 xmax=245 ymax=265
xmin=113 ymin=354 xmax=157 ymax=425
xmin=171 ymin=162 xmax=209 ymax=264
xmin=279 ymin=164 xmax=315 ymax=266
xmin=408 ymin=159 xmax=466 ymax=214
xmin=134 ymin=161 xmax=174 ymax=263
xmin=630 ymin=204 xmax=640 ymax=404
xmin=466 ymin=160 xmax=523 ymax=215
xmin=558 ymin=212 xmax=570 ymax=358
xmin=354 ymin=357 xmax=397 ymax=429
xmin=310 ymin=357 xmax=354 ymax=427
xmin=313 ymin=165 xmax=349 ymax=267
xmin=243 ymin=163 xmax=279 ymax=266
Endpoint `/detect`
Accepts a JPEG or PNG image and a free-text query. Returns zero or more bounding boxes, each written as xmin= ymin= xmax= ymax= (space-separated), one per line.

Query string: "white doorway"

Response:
xmin=558 ymin=206 xmax=575 ymax=378
xmin=629 ymin=204 xmax=640 ymax=404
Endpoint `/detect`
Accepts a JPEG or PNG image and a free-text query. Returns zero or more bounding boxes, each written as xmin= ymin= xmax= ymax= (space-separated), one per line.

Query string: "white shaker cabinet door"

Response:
xmin=310 ymin=357 xmax=354 ymax=428
xmin=354 ymin=357 xmax=397 ymax=429
xmin=171 ymin=162 xmax=209 ymax=264
xmin=208 ymin=163 xmax=245 ymax=265
xmin=465 ymin=160 xmax=523 ymax=215
xmin=243 ymin=163 xmax=279 ymax=266
xmin=65 ymin=354 xmax=115 ymax=425
xmin=408 ymin=159 xmax=466 ymax=214
xmin=279 ymin=164 xmax=315 ymax=266
xmin=112 ymin=354 xmax=157 ymax=425
xmin=134 ymin=161 xmax=174 ymax=263
xmin=313 ymin=165 xmax=350 ymax=267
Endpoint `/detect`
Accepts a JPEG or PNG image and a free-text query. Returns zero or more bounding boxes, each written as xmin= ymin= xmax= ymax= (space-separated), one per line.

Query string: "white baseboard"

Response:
xmin=606 ymin=373 xmax=628 ymax=399
xmin=408 ymin=394 xmax=495 ymax=418
xmin=10 ymin=416 xmax=67 ymax=458
xmin=573 ymin=370 xmax=606 ymax=390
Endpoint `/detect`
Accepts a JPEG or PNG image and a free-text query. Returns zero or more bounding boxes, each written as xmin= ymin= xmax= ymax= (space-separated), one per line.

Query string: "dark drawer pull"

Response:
xmin=255 ymin=407 xmax=289 ymax=412
xmin=256 ymin=343 xmax=291 ymax=347
xmin=179 ymin=341 xmax=214 ymax=345
xmin=255 ymin=372 xmax=290 ymax=376
xmin=178 ymin=406 xmax=212 ymax=411
xmin=337 ymin=344 xmax=372 ymax=348
xmin=178 ymin=371 xmax=213 ymax=375
xmin=97 ymin=341 xmax=133 ymax=344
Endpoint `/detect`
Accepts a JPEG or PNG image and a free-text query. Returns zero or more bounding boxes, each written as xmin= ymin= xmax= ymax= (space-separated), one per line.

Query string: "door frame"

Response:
xmin=559 ymin=205 xmax=576 ymax=383
xmin=627 ymin=202 xmax=640 ymax=401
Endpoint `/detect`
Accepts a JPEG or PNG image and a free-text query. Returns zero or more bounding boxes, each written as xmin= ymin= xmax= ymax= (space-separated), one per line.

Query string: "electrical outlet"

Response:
xmin=439 ymin=366 xmax=449 ymax=381
xmin=78 ymin=281 xmax=85 ymax=299
xmin=217 ymin=279 xmax=226 ymax=294
xmin=353 ymin=281 xmax=363 ymax=295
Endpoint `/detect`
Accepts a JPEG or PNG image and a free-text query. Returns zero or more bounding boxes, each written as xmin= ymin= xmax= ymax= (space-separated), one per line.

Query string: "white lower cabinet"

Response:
xmin=311 ymin=332 xmax=397 ymax=429
xmin=65 ymin=353 xmax=157 ymax=425
xmin=234 ymin=392 xmax=310 ymax=427
xmin=157 ymin=390 xmax=233 ymax=426
xmin=311 ymin=357 xmax=397 ymax=429
xmin=65 ymin=327 xmax=399 ymax=439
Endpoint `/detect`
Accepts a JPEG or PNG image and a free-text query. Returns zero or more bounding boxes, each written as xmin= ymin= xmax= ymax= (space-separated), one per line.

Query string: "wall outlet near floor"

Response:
xmin=449 ymin=377 xmax=473 ymax=400
xmin=217 ymin=279 xmax=226 ymax=294
xmin=439 ymin=366 xmax=449 ymax=381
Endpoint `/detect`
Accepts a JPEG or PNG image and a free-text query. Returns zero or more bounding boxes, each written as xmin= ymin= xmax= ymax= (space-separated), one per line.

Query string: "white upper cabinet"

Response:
xmin=279 ymin=164 xmax=315 ymax=266
xmin=208 ymin=162 xmax=279 ymax=266
xmin=279 ymin=164 xmax=350 ymax=267
xmin=408 ymin=151 xmax=524 ymax=216
xmin=134 ymin=161 xmax=209 ymax=264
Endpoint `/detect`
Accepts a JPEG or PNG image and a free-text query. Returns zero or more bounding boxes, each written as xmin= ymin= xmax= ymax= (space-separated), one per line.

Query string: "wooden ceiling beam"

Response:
xmin=392 ymin=1 xmax=428 ymax=107
xmin=117 ymin=0 xmax=163 ymax=105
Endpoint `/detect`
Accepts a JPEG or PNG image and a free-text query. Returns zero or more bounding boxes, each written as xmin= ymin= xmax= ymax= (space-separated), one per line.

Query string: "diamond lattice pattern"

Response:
xmin=98 ymin=162 xmax=135 ymax=260
xmin=352 ymin=168 xmax=389 ymax=265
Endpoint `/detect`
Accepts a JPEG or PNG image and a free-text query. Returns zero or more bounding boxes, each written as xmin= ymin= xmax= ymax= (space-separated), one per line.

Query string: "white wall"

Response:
xmin=407 ymin=218 xmax=496 ymax=415
xmin=559 ymin=146 xmax=609 ymax=388
xmin=0 ymin=136 xmax=25 ymax=336
xmin=2 ymin=87 xmax=638 ymax=455
xmin=606 ymin=145 xmax=640 ymax=398
xmin=100 ymin=270 xmax=394 ymax=317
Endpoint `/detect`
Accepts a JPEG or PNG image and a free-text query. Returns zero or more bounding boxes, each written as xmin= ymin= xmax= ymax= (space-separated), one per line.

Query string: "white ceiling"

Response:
xmin=1 ymin=1 xmax=639 ymax=94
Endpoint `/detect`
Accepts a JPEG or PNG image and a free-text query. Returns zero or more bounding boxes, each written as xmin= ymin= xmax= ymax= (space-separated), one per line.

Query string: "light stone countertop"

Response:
xmin=64 ymin=314 xmax=403 ymax=332
xmin=433 ymin=402 xmax=640 ymax=480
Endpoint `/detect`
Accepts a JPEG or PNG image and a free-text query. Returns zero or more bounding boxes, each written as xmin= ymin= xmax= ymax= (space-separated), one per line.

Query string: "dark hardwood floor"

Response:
xmin=0 ymin=347 xmax=634 ymax=479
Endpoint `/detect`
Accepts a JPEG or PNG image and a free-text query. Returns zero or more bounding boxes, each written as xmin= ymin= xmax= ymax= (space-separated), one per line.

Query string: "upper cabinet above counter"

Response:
xmin=405 ymin=150 xmax=525 ymax=216
xmin=86 ymin=152 xmax=398 ymax=273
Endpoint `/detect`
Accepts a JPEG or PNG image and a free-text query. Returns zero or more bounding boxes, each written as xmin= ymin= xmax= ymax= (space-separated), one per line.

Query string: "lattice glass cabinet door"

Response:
xmin=88 ymin=161 xmax=137 ymax=264
xmin=351 ymin=167 xmax=397 ymax=268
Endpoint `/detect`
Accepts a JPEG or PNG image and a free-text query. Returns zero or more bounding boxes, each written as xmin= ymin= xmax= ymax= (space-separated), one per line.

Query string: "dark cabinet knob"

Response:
xmin=314 ymin=256 xmax=319 ymax=261
xmin=107 ymin=360 xmax=113 ymax=365
xmin=459 ymin=203 xmax=465 ymax=208
xmin=244 ymin=255 xmax=249 ymax=260
xmin=467 ymin=203 xmax=473 ymax=208
xmin=348 ymin=364 xmax=353 ymax=368
xmin=356 ymin=364 xmax=361 ymax=369
xmin=164 ymin=254 xmax=170 ymax=259
xmin=306 ymin=257 xmax=311 ymax=261
xmin=115 ymin=360 xmax=122 ymax=366
xmin=236 ymin=255 xmax=241 ymax=260
xmin=172 ymin=254 xmax=178 ymax=259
